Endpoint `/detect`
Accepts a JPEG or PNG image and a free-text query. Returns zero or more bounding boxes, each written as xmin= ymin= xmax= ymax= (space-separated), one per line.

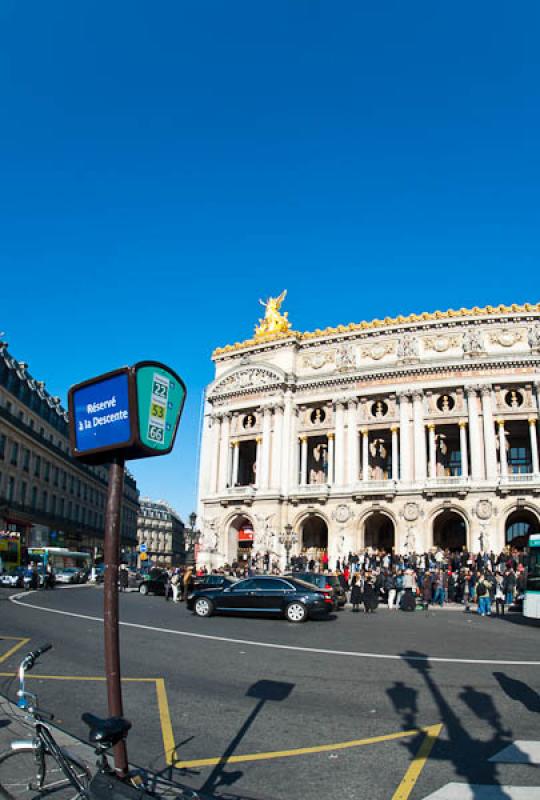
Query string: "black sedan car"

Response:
xmin=187 ymin=575 xmax=333 ymax=622
xmin=138 ymin=568 xmax=168 ymax=596
xmin=288 ymin=572 xmax=347 ymax=608
xmin=191 ymin=574 xmax=237 ymax=592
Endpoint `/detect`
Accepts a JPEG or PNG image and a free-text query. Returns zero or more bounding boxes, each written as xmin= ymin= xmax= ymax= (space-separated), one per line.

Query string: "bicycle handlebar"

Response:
xmin=21 ymin=643 xmax=53 ymax=672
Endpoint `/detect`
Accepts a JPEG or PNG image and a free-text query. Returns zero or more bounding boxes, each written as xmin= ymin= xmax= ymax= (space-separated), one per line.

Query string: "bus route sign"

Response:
xmin=135 ymin=364 xmax=185 ymax=452
xmin=68 ymin=361 xmax=186 ymax=465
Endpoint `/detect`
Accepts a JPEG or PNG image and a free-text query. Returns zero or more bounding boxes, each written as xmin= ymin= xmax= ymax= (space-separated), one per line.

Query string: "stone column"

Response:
xmin=427 ymin=423 xmax=436 ymax=479
xmin=217 ymin=412 xmax=231 ymax=490
xmin=327 ymin=433 xmax=335 ymax=485
xmin=361 ymin=428 xmax=369 ymax=481
xmin=334 ymin=401 xmax=346 ymax=486
xmin=260 ymin=406 xmax=273 ymax=489
xmin=398 ymin=392 xmax=412 ymax=481
xmin=466 ymin=387 xmax=484 ymax=480
xmin=281 ymin=391 xmax=293 ymax=493
xmin=271 ymin=404 xmax=284 ymax=489
xmin=459 ymin=421 xmax=469 ymax=478
xmin=481 ymin=386 xmax=498 ymax=480
xmin=529 ymin=417 xmax=539 ymax=474
xmin=347 ymin=400 xmax=359 ymax=484
xmin=412 ymin=391 xmax=427 ymax=481
xmin=391 ymin=425 xmax=399 ymax=480
xmin=289 ymin=404 xmax=300 ymax=489
xmin=209 ymin=413 xmax=221 ymax=494
xmin=300 ymin=435 xmax=308 ymax=485
xmin=497 ymin=419 xmax=508 ymax=477
xmin=255 ymin=436 xmax=262 ymax=488
xmin=231 ymin=440 xmax=240 ymax=486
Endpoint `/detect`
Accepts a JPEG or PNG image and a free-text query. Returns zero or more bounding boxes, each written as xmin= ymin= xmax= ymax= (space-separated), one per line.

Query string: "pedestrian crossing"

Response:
xmin=489 ymin=740 xmax=540 ymax=766
xmin=421 ymin=740 xmax=540 ymax=799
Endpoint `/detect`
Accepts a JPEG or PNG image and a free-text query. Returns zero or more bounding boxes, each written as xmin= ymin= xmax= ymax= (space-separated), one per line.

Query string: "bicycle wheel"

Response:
xmin=0 ymin=747 xmax=90 ymax=799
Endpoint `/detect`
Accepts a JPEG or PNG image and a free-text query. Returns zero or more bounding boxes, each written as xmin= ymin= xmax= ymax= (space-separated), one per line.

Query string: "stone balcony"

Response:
xmin=205 ymin=471 xmax=540 ymax=507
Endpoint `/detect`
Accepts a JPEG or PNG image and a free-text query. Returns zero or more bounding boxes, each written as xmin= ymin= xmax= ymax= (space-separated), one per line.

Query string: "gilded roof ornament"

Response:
xmin=212 ymin=300 xmax=540 ymax=357
xmin=254 ymin=290 xmax=292 ymax=340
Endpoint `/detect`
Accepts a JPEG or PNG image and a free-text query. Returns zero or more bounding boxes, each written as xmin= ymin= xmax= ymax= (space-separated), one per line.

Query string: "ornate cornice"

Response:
xmin=212 ymin=302 xmax=540 ymax=358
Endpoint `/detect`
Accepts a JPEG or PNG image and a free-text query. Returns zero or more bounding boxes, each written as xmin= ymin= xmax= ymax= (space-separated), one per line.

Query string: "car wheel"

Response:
xmin=285 ymin=602 xmax=307 ymax=623
xmin=194 ymin=597 xmax=214 ymax=618
xmin=139 ymin=583 xmax=149 ymax=595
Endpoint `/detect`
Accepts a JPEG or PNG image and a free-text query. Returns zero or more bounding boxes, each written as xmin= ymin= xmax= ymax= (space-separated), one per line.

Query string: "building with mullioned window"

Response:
xmin=0 ymin=339 xmax=139 ymax=559
xmin=196 ymin=298 xmax=540 ymax=569
xmin=136 ymin=497 xmax=186 ymax=567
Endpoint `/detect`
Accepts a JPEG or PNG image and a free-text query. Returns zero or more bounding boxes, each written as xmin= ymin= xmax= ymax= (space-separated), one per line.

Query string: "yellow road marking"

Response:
xmin=391 ymin=723 xmax=444 ymax=800
xmin=0 ymin=671 xmax=176 ymax=766
xmin=155 ymin=678 xmax=177 ymax=766
xmin=0 ymin=637 xmax=30 ymax=664
xmin=0 ymin=674 xmax=155 ymax=681
xmin=175 ymin=725 xmax=433 ymax=769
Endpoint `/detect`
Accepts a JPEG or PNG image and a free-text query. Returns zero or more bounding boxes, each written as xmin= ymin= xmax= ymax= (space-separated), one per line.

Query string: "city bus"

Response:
xmin=0 ymin=533 xmax=22 ymax=570
xmin=523 ymin=533 xmax=540 ymax=619
xmin=26 ymin=547 xmax=92 ymax=573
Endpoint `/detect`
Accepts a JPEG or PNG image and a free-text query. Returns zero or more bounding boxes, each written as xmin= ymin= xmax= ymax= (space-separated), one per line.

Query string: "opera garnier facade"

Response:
xmin=196 ymin=295 xmax=540 ymax=568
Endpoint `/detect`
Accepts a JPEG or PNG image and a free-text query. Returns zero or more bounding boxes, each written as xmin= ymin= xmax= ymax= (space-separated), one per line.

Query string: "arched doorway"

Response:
xmin=227 ymin=515 xmax=254 ymax=564
xmin=364 ymin=512 xmax=395 ymax=551
xmin=433 ymin=510 xmax=467 ymax=550
xmin=505 ymin=509 xmax=540 ymax=549
xmin=300 ymin=515 xmax=328 ymax=562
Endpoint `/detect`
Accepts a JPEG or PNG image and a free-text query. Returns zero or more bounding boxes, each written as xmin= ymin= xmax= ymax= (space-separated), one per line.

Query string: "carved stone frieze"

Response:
xmin=423 ymin=334 xmax=460 ymax=353
xmin=403 ymin=502 xmax=420 ymax=522
xmin=462 ymin=328 xmax=485 ymax=355
xmin=211 ymin=367 xmax=283 ymax=396
xmin=361 ymin=341 xmax=394 ymax=361
xmin=302 ymin=350 xmax=334 ymax=370
xmin=475 ymin=499 xmax=493 ymax=520
xmin=335 ymin=343 xmax=356 ymax=371
xmin=397 ymin=334 xmax=419 ymax=361
xmin=333 ymin=504 xmax=352 ymax=523
xmin=489 ymin=328 xmax=523 ymax=348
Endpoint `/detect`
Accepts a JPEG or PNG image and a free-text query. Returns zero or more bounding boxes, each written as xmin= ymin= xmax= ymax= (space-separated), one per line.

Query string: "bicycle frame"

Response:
xmin=10 ymin=648 xmax=90 ymax=794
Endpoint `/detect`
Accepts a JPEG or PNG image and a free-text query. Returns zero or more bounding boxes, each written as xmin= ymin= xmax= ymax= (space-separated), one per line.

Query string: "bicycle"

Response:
xmin=0 ymin=645 xmax=207 ymax=800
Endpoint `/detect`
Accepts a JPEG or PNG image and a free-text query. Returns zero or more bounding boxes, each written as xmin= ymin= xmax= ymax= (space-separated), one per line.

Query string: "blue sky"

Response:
xmin=1 ymin=2 xmax=539 ymax=521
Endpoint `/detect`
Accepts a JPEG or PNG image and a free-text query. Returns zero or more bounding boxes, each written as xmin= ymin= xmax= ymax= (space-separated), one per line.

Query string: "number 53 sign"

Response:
xmin=68 ymin=361 xmax=186 ymax=465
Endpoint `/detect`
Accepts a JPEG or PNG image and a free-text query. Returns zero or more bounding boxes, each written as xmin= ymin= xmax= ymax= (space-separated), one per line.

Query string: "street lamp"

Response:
xmin=279 ymin=523 xmax=297 ymax=571
xmin=185 ymin=511 xmax=199 ymax=565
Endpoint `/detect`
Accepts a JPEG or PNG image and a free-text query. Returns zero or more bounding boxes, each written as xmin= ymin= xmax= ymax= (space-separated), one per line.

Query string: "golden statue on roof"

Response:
xmin=255 ymin=290 xmax=292 ymax=339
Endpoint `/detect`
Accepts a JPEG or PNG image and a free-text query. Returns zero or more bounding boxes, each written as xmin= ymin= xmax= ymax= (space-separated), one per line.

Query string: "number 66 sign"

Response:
xmin=68 ymin=361 xmax=186 ymax=465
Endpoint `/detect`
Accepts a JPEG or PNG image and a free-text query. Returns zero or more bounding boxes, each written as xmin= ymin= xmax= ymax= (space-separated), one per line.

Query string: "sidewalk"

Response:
xmin=0 ymin=696 xmax=210 ymax=799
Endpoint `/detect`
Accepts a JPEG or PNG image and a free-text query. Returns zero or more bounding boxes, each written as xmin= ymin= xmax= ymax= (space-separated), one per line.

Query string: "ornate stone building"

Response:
xmin=196 ymin=299 xmax=540 ymax=568
xmin=136 ymin=497 xmax=186 ymax=567
xmin=0 ymin=339 xmax=139 ymax=557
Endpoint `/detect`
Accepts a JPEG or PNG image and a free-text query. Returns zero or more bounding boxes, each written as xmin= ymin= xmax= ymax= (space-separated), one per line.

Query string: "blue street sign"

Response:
xmin=139 ymin=543 xmax=147 ymax=553
xmin=72 ymin=372 xmax=132 ymax=455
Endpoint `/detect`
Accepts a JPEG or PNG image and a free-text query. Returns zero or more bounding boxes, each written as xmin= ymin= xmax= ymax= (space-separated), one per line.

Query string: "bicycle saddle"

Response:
xmin=82 ymin=712 xmax=132 ymax=745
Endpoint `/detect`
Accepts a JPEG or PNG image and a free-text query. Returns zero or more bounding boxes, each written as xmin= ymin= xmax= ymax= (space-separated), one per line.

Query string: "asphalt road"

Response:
xmin=1 ymin=585 xmax=539 ymax=800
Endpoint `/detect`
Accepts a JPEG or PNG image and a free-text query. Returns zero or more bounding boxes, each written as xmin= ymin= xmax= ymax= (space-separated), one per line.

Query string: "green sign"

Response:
xmin=136 ymin=364 xmax=186 ymax=451
xmin=68 ymin=361 xmax=186 ymax=464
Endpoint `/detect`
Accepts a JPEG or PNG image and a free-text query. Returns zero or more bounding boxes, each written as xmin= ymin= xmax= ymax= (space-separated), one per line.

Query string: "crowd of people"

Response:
xmin=219 ymin=546 xmax=528 ymax=616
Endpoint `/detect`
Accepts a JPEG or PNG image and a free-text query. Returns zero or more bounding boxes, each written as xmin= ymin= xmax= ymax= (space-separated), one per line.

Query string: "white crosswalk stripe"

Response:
xmin=421 ymin=740 xmax=540 ymax=799
xmin=422 ymin=786 xmax=539 ymax=799
xmin=489 ymin=741 xmax=540 ymax=765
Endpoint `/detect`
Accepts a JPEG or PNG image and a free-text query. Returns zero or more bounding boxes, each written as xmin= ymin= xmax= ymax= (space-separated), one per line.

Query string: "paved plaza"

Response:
xmin=1 ymin=585 xmax=539 ymax=800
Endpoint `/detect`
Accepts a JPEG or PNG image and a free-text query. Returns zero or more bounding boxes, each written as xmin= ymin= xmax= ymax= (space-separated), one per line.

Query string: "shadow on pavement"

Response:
xmin=386 ymin=650 xmax=516 ymax=800
xmin=493 ymin=672 xmax=540 ymax=713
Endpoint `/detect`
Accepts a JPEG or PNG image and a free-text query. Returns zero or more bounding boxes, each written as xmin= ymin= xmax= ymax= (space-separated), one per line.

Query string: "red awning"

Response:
xmin=238 ymin=528 xmax=254 ymax=542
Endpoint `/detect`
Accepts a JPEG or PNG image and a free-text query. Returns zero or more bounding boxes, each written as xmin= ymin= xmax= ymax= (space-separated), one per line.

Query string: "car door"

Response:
xmin=252 ymin=578 xmax=293 ymax=612
xmin=215 ymin=579 xmax=257 ymax=611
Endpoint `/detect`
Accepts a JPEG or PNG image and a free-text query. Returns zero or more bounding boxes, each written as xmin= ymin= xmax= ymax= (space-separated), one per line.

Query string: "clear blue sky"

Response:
xmin=1 ymin=2 xmax=539 ymax=521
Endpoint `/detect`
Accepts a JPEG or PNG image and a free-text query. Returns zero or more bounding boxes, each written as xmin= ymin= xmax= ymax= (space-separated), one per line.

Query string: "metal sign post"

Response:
xmin=103 ymin=455 xmax=127 ymax=776
xmin=68 ymin=361 xmax=186 ymax=775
